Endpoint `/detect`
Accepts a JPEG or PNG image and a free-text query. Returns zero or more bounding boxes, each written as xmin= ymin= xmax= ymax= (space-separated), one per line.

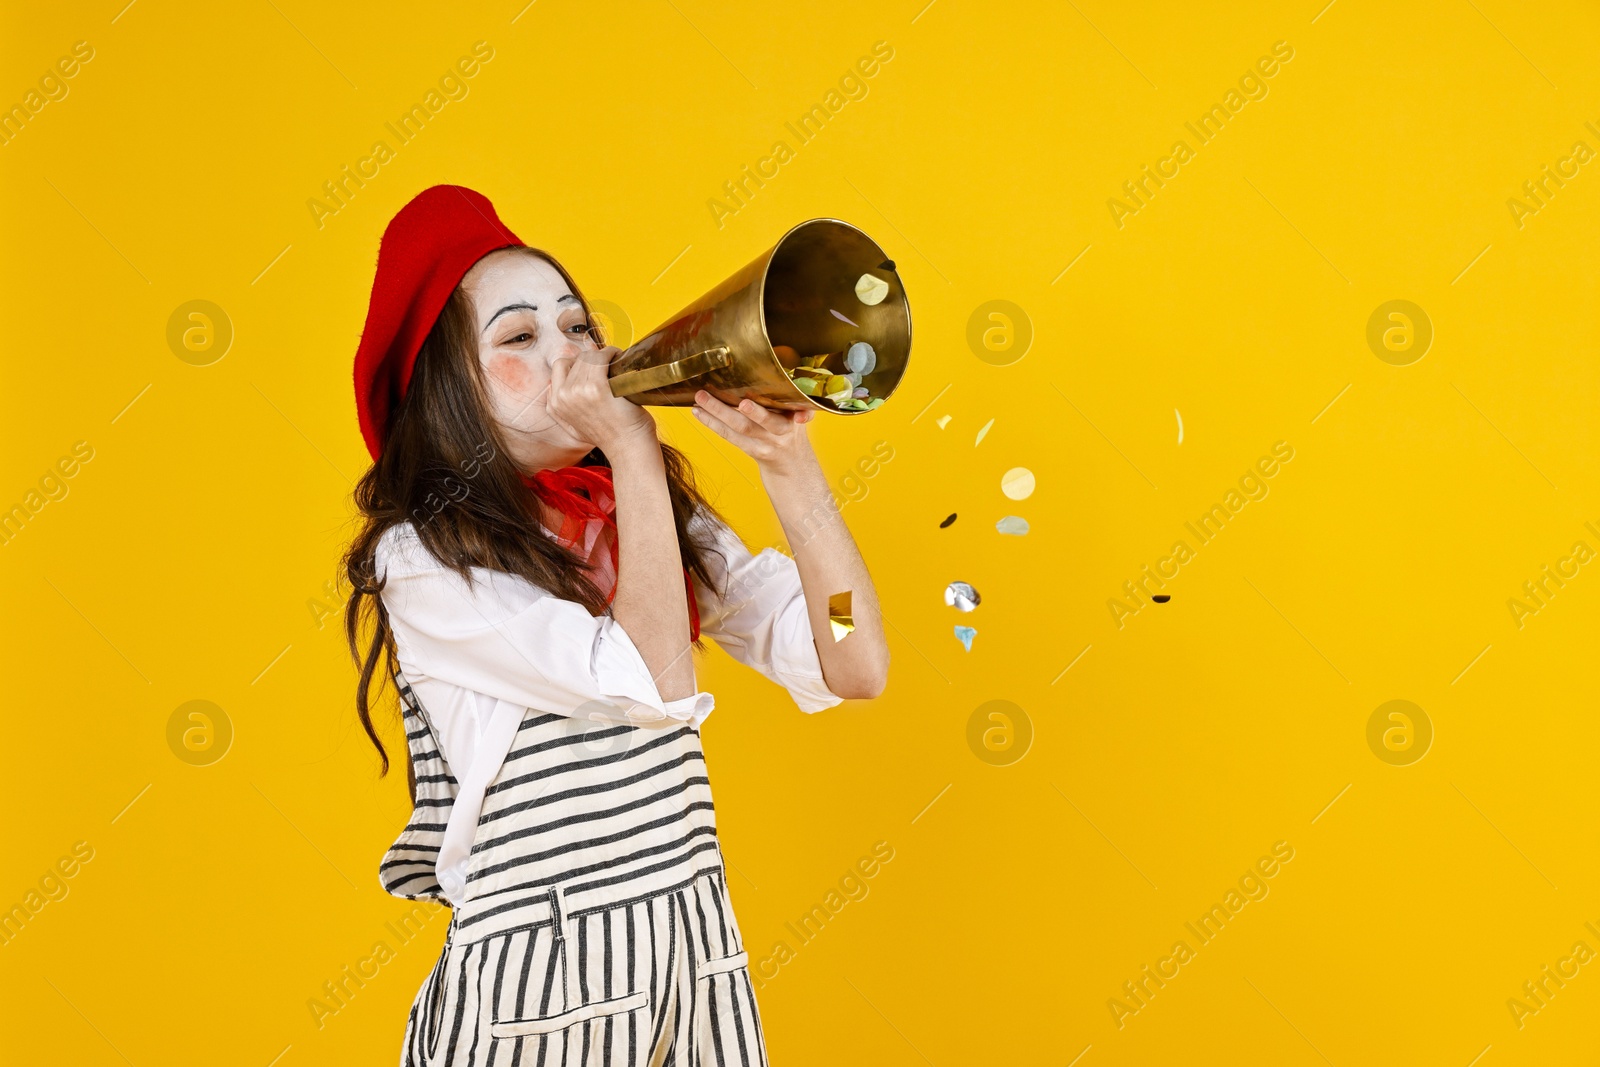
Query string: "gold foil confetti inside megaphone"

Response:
xmin=607 ymin=219 xmax=911 ymax=417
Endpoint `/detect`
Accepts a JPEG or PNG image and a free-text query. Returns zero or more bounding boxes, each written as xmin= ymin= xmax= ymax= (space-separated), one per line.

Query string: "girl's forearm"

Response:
xmin=607 ymin=435 xmax=697 ymax=703
xmin=760 ymin=456 xmax=889 ymax=699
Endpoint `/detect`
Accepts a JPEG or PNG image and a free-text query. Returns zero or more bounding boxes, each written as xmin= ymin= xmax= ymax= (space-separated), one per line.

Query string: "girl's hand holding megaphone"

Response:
xmin=691 ymin=388 xmax=818 ymax=479
xmin=546 ymin=343 xmax=659 ymax=454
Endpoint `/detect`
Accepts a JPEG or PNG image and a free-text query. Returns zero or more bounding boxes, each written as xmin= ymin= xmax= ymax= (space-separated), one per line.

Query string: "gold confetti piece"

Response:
xmin=936 ymin=415 xmax=952 ymax=429
xmin=975 ymin=418 xmax=994 ymax=446
xmin=855 ymin=273 xmax=889 ymax=306
xmin=1001 ymin=466 xmax=1035 ymax=500
xmin=828 ymin=590 xmax=854 ymax=642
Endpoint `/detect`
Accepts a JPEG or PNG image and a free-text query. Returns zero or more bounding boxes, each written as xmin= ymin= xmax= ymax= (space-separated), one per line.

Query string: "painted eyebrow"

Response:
xmin=484 ymin=303 xmax=537 ymax=332
xmin=480 ymin=295 xmax=582 ymax=334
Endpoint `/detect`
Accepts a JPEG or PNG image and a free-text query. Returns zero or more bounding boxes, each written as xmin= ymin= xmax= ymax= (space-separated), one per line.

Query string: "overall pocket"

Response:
xmin=484 ymin=916 xmax=653 ymax=1062
xmin=490 ymin=990 xmax=650 ymax=1039
xmin=694 ymin=950 xmax=749 ymax=982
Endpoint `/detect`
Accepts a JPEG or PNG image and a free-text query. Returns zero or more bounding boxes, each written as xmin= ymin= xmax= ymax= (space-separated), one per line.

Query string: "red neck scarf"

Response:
xmin=519 ymin=464 xmax=700 ymax=642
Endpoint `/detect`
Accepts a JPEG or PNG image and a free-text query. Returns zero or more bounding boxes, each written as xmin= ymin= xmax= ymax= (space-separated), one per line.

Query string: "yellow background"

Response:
xmin=4 ymin=1 xmax=1597 ymax=1063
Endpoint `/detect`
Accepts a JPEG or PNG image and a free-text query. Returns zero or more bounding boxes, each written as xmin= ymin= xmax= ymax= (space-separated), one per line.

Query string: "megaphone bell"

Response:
xmin=606 ymin=219 xmax=910 ymax=416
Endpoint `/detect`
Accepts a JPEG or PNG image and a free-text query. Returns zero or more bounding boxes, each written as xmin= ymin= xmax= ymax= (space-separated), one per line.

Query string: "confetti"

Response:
xmin=940 ymin=513 xmax=957 ymax=528
xmin=1175 ymin=408 xmax=1184 ymax=444
xmin=846 ymin=341 xmax=877 ymax=375
xmin=954 ymin=625 xmax=976 ymax=652
xmin=855 ymin=273 xmax=890 ymax=306
xmin=936 ymin=415 xmax=951 ymax=429
xmin=830 ymin=308 xmax=860 ymax=327
xmin=1001 ymin=467 xmax=1035 ymax=500
xmin=1152 ymin=595 xmax=1171 ymax=603
xmin=996 ymin=516 xmax=1029 ymax=535
xmin=975 ymin=418 xmax=994 ymax=447
xmin=945 ymin=581 xmax=981 ymax=612
xmin=828 ymin=590 xmax=855 ymax=641
xmin=780 ymin=348 xmax=883 ymax=412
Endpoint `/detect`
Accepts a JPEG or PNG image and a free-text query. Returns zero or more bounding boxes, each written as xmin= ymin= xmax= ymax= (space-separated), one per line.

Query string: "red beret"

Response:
xmin=353 ymin=184 xmax=525 ymax=462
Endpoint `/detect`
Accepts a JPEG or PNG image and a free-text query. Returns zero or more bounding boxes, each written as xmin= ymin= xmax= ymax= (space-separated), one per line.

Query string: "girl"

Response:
xmin=343 ymin=185 xmax=888 ymax=1066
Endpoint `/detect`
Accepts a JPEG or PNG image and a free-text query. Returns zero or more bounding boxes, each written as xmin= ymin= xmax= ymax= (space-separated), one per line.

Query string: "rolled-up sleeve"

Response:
xmin=691 ymin=508 xmax=845 ymax=714
xmin=378 ymin=525 xmax=714 ymax=730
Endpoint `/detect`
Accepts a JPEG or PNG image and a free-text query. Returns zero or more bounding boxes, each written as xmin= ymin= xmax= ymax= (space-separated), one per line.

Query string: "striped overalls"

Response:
xmin=380 ymin=669 xmax=768 ymax=1066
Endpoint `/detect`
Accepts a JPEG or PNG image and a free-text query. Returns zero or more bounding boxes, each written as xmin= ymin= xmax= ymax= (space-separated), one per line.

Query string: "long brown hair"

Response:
xmin=342 ymin=245 xmax=729 ymax=801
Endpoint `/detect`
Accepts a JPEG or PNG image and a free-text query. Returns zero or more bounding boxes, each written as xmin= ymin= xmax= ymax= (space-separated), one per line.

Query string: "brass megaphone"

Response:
xmin=606 ymin=219 xmax=910 ymax=416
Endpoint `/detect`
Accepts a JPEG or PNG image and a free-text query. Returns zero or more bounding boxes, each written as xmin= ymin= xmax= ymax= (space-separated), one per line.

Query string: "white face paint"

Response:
xmin=460 ymin=248 xmax=600 ymax=473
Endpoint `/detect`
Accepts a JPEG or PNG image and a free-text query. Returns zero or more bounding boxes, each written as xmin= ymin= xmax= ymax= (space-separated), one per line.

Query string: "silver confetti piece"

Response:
xmin=944 ymin=581 xmax=981 ymax=612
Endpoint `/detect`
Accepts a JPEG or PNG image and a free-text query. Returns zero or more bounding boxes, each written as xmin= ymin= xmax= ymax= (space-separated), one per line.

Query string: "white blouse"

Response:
xmin=374 ymin=504 xmax=843 ymax=904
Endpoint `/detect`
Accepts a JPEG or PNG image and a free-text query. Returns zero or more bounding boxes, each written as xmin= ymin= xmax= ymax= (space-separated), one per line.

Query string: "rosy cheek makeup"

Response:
xmin=488 ymin=353 xmax=536 ymax=395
